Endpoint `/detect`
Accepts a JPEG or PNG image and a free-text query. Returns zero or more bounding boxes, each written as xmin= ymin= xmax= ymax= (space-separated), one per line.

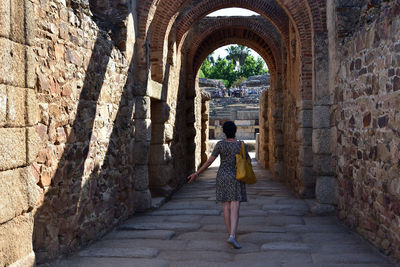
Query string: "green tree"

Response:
xmin=199 ymin=45 xmax=268 ymax=88
xmin=200 ymin=57 xmax=212 ymax=77
xmin=208 ymin=58 xmax=237 ymax=88
xmin=226 ymin=45 xmax=250 ymax=71
xmin=239 ymin=55 xmax=268 ymax=77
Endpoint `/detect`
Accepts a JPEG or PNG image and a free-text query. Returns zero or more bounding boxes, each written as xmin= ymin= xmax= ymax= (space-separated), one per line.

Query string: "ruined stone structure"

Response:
xmin=200 ymin=75 xmax=268 ymax=140
xmin=1 ymin=0 xmax=400 ymax=265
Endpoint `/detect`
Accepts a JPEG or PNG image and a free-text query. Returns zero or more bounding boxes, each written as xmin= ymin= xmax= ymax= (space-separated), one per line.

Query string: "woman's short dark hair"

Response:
xmin=223 ymin=121 xmax=237 ymax=138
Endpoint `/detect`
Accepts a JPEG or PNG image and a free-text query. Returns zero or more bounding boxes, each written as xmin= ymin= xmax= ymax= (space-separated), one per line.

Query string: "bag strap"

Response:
xmin=240 ymin=141 xmax=245 ymax=158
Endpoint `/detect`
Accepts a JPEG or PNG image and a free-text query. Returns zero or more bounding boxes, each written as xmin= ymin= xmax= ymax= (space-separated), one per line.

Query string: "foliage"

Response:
xmin=198 ymin=69 xmax=205 ymax=78
xmin=231 ymin=76 xmax=247 ymax=88
xmin=199 ymin=45 xmax=268 ymax=88
xmin=226 ymin=45 xmax=250 ymax=68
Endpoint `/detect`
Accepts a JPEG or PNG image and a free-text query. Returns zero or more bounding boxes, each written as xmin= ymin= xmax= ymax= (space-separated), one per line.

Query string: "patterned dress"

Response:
xmin=211 ymin=140 xmax=249 ymax=202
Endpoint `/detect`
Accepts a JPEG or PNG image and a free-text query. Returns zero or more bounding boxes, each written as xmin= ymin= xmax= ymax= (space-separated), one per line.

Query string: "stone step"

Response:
xmin=119 ymin=222 xmax=201 ymax=231
xmin=77 ymin=247 xmax=158 ymax=258
xmin=104 ymin=230 xmax=175 ymax=240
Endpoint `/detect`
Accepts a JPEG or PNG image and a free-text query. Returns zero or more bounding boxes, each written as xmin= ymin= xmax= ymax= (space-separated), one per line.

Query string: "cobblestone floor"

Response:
xmin=48 ymin=156 xmax=396 ymax=267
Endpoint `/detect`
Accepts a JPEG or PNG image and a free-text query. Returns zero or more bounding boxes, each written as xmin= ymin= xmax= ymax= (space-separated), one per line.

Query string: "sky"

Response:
xmin=205 ymin=8 xmax=265 ymax=65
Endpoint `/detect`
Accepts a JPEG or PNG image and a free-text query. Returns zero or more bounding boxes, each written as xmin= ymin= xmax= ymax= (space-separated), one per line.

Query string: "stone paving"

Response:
xmin=48 ymin=156 xmax=396 ymax=267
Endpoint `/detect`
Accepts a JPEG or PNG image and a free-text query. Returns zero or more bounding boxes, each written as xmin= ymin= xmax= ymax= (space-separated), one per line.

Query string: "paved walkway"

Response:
xmin=50 ymin=157 xmax=395 ymax=267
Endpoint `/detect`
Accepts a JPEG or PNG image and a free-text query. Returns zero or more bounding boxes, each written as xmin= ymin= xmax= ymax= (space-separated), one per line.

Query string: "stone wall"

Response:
xmin=31 ymin=0 xmax=138 ymax=263
xmin=0 ymin=0 xmax=40 ymax=265
xmin=332 ymin=0 xmax=400 ymax=258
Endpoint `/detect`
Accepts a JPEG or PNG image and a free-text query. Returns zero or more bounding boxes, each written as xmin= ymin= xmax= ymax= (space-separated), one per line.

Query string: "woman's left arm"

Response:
xmin=187 ymin=155 xmax=216 ymax=183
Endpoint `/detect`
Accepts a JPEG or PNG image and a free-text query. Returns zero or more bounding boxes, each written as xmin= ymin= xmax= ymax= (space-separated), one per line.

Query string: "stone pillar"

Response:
xmin=255 ymin=133 xmax=260 ymax=161
xmin=258 ymin=90 xmax=269 ymax=168
xmin=200 ymin=90 xmax=210 ymax=165
xmin=185 ymin=75 xmax=197 ymax=173
xmin=0 ymin=0 xmax=40 ymax=265
xmin=269 ymin=83 xmax=283 ymax=179
xmin=297 ymin=99 xmax=315 ymax=197
xmin=313 ymin=32 xmax=337 ymax=205
xmin=148 ymin=99 xmax=173 ymax=198
xmin=132 ymin=95 xmax=152 ymax=210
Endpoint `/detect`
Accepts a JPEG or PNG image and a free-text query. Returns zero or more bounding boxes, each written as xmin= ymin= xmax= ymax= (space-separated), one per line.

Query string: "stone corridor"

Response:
xmin=3 ymin=1 xmax=400 ymax=264
xmin=47 ymin=157 xmax=394 ymax=267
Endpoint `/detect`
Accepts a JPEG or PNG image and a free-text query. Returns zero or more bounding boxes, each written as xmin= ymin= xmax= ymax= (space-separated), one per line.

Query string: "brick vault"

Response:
xmin=0 ymin=0 xmax=400 ymax=265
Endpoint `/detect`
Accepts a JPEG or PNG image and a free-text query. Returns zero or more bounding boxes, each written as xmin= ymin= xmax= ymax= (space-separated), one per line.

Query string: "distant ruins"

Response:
xmin=199 ymin=75 xmax=269 ymax=140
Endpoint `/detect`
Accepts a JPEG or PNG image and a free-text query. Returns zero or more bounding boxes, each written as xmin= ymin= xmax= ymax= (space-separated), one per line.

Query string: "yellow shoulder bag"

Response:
xmin=235 ymin=141 xmax=256 ymax=184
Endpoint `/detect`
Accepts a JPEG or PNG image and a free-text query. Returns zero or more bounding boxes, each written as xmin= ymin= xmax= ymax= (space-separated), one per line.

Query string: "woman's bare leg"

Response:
xmin=229 ymin=201 xmax=240 ymax=237
xmin=222 ymin=202 xmax=231 ymax=235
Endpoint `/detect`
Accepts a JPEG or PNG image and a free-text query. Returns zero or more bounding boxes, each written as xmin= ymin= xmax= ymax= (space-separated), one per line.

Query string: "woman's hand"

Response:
xmin=187 ymin=173 xmax=198 ymax=183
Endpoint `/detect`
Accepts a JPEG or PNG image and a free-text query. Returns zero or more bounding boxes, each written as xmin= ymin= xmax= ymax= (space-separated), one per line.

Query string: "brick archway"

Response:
xmin=184 ymin=17 xmax=284 ymax=79
xmin=143 ymin=0 xmax=325 ymax=88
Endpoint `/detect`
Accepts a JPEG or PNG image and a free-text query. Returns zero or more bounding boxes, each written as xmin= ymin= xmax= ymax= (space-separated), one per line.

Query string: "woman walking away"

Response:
xmin=187 ymin=121 xmax=250 ymax=249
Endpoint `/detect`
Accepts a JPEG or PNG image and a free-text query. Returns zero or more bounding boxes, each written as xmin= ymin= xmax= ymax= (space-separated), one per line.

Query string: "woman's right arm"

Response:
xmin=187 ymin=155 xmax=216 ymax=183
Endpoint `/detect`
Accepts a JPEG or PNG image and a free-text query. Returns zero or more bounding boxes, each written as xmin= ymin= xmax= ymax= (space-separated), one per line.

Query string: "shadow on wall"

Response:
xmin=33 ymin=1 xmax=137 ymax=262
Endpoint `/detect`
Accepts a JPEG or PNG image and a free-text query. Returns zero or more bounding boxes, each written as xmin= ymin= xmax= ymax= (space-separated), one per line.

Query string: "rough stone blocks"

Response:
xmin=0 ymin=128 xmax=26 ymax=170
xmin=133 ymin=189 xmax=151 ymax=212
xmin=10 ymin=0 xmax=25 ymax=44
xmin=0 ymin=84 xmax=6 ymax=126
xmin=134 ymin=119 xmax=152 ymax=141
xmin=0 ymin=38 xmax=25 ymax=88
xmin=24 ymin=0 xmax=35 ymax=46
xmin=151 ymin=123 xmax=166 ymax=144
xmin=7 ymin=86 xmax=25 ymax=127
xmin=132 ymin=141 xmax=150 ymax=165
xmin=26 ymin=48 xmax=36 ymax=89
xmin=297 ymin=127 xmax=312 ymax=146
xmin=297 ymin=109 xmax=312 ymax=128
xmin=298 ymin=146 xmax=313 ymax=167
xmin=149 ymin=164 xmax=172 ymax=187
xmin=313 ymin=154 xmax=333 ymax=176
xmin=313 ymin=106 xmax=330 ymax=129
xmin=27 ymin=127 xmax=41 ymax=164
xmin=316 ymin=176 xmax=338 ymax=204
xmin=149 ymin=144 xmax=172 ymax=165
xmin=297 ymin=166 xmax=314 ymax=186
xmin=26 ymin=88 xmax=38 ymax=126
xmin=0 ymin=168 xmax=29 ymax=224
xmin=0 ymin=0 xmax=11 ymax=38
xmin=312 ymin=128 xmax=331 ymax=154
xmin=133 ymin=165 xmax=149 ymax=191
xmin=134 ymin=96 xmax=151 ymax=119
xmin=0 ymin=213 xmax=34 ymax=266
